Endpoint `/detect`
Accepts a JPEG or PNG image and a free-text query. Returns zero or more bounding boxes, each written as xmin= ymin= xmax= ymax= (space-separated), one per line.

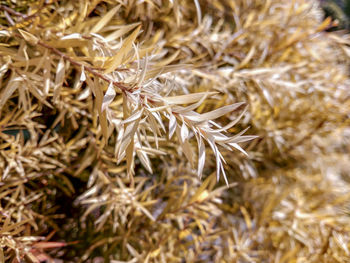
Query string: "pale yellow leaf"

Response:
xmin=197 ymin=136 xmax=205 ymax=178
xmin=101 ymin=82 xmax=116 ymax=112
xmin=91 ymin=5 xmax=121 ymax=33
xmin=187 ymin=102 xmax=245 ymax=122
xmin=238 ymin=45 xmax=255 ymax=68
xmin=163 ymin=92 xmax=217 ymax=105
xmin=155 ymin=50 xmax=180 ymax=67
xmin=18 ymin=29 xmax=38 ymax=45
xmin=53 ymin=57 xmax=65 ymax=103
xmin=189 ymin=174 xmax=212 ymax=203
xmin=117 ymin=114 xmax=141 ymax=161
xmin=180 ymin=122 xmax=189 ymax=143
xmin=0 ymin=75 xmax=19 ymax=110
xmin=136 ymin=150 xmax=152 ymax=173
xmin=176 ymin=125 xmax=194 ymax=167
xmin=105 ymin=26 xmax=141 ymax=73
xmin=43 ymin=55 xmax=51 ymax=96
xmin=194 ymin=0 xmax=202 ymax=24
xmin=121 ymin=109 xmax=144 ymax=125
xmin=105 ymin=23 xmax=141 ymax=42
xmin=174 ymin=92 xmax=210 ymax=114
xmin=136 ymin=147 xmax=166 ymax=156
xmin=228 ymin=142 xmax=249 ymax=156
xmin=144 ymin=64 xmax=189 ymax=80
xmin=169 ymin=114 xmax=176 ymax=139
xmin=80 ymin=66 xmax=86 ymax=82
xmin=215 ymin=106 xmax=248 ymax=132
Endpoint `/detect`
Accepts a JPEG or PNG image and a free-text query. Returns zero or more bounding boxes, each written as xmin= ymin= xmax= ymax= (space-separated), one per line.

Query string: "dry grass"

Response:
xmin=0 ymin=0 xmax=349 ymax=262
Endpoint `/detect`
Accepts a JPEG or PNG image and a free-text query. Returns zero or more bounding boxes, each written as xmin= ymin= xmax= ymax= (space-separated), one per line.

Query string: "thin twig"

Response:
xmin=36 ymin=40 xmax=129 ymax=92
xmin=0 ymin=5 xmax=26 ymax=18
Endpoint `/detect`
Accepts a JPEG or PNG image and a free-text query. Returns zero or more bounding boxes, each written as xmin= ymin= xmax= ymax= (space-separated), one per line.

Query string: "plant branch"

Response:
xmin=36 ymin=40 xmax=130 ymax=93
xmin=3 ymin=4 xmax=129 ymax=93
xmin=0 ymin=5 xmax=26 ymax=18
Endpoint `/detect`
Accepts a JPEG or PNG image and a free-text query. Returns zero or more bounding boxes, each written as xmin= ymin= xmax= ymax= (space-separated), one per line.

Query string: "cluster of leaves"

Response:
xmin=0 ymin=0 xmax=349 ymax=262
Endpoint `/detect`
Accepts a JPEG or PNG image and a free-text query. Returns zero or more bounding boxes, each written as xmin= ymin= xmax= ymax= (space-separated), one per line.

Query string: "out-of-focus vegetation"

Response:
xmin=0 ymin=0 xmax=350 ymax=262
xmin=321 ymin=0 xmax=350 ymax=29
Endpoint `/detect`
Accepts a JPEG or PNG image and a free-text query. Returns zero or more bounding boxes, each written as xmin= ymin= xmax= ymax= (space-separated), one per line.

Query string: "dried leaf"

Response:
xmin=102 ymin=82 xmax=116 ymax=112
xmin=163 ymin=92 xmax=218 ymax=105
xmin=53 ymin=57 xmax=65 ymax=103
xmin=187 ymin=102 xmax=245 ymax=122
xmin=18 ymin=29 xmax=38 ymax=45
xmin=91 ymin=5 xmax=121 ymax=33
xmin=105 ymin=25 xmax=141 ymax=73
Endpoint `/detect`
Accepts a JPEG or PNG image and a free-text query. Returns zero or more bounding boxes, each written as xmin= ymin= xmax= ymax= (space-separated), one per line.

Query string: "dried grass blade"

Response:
xmin=105 ymin=25 xmax=141 ymax=73
xmin=215 ymin=106 xmax=248 ymax=132
xmin=0 ymin=75 xmax=19 ymax=110
xmin=197 ymin=136 xmax=205 ymax=178
xmin=194 ymin=0 xmax=202 ymax=24
xmin=168 ymin=114 xmax=177 ymax=139
xmin=105 ymin=23 xmax=141 ymax=42
xmin=229 ymin=142 xmax=249 ymax=156
xmin=18 ymin=29 xmax=38 ymax=45
xmin=53 ymin=57 xmax=65 ymax=103
xmin=144 ymin=64 xmax=189 ymax=80
xmin=189 ymin=102 xmax=245 ymax=122
xmin=163 ymin=92 xmax=217 ymax=105
xmin=43 ymin=55 xmax=51 ymax=96
xmin=121 ymin=109 xmax=144 ymax=125
xmin=102 ymin=82 xmax=116 ymax=112
xmin=155 ymin=50 xmax=180 ymax=67
xmin=91 ymin=5 xmax=121 ymax=33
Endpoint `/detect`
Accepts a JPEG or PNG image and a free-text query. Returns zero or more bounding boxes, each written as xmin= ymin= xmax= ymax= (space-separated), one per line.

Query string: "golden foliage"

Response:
xmin=0 ymin=0 xmax=349 ymax=262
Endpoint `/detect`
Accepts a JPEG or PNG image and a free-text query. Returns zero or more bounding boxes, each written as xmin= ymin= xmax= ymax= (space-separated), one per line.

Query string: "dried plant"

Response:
xmin=0 ymin=0 xmax=350 ymax=262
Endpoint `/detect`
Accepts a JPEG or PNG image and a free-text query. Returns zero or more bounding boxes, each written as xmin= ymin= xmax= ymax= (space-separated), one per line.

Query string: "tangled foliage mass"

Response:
xmin=0 ymin=0 xmax=350 ymax=262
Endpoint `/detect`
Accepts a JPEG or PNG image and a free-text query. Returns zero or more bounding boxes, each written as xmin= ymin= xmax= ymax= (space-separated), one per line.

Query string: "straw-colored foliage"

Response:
xmin=0 ymin=0 xmax=349 ymax=262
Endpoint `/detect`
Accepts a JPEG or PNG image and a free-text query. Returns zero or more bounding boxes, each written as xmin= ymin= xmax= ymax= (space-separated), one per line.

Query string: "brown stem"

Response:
xmin=0 ymin=5 xmax=26 ymax=18
xmin=36 ymin=40 xmax=129 ymax=93
xmin=1 ymin=1 xmax=57 ymax=22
